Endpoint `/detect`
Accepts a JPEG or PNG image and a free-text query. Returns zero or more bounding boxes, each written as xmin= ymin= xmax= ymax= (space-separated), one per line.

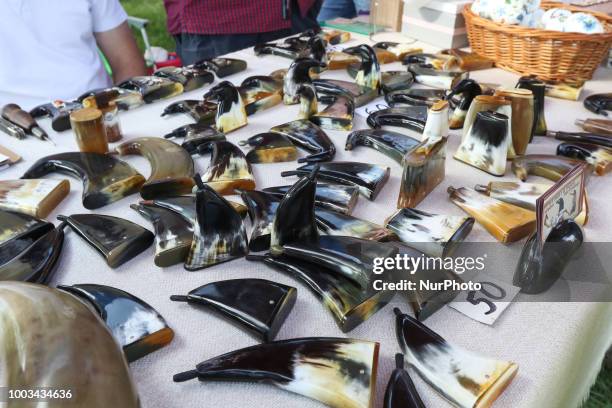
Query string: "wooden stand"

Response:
xmin=371 ymin=0 xmax=404 ymax=31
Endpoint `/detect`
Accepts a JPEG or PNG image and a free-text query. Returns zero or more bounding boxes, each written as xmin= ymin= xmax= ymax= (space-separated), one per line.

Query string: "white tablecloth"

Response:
xmin=1 ymin=33 xmax=611 ymax=408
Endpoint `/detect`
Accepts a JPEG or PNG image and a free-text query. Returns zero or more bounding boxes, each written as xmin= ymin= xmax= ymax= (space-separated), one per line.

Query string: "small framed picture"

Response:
xmin=536 ymin=163 xmax=587 ymax=246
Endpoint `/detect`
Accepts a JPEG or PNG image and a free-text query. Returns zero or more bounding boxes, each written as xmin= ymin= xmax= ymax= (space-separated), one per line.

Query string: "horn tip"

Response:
xmin=170 ymin=295 xmax=189 ymax=302
xmin=173 ymin=369 xmax=199 ymax=382
xmin=395 ymin=353 xmax=404 ymax=369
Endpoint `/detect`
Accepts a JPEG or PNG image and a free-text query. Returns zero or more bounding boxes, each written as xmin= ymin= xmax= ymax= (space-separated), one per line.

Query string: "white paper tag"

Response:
xmin=326 ymin=44 xmax=344 ymax=52
xmin=355 ymin=98 xmax=389 ymax=118
xmin=449 ymin=274 xmax=519 ymax=325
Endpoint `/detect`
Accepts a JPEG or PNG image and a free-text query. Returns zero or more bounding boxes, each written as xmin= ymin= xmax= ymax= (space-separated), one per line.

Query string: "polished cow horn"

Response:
xmin=161 ymin=99 xmax=217 ymax=123
xmin=58 ymin=283 xmax=174 ymax=362
xmin=57 ymin=213 xmax=154 ymax=268
xmin=313 ymin=78 xmax=379 ymax=107
xmin=281 ymin=161 xmax=390 ymax=200
xmin=173 ymin=337 xmax=379 ymax=408
xmin=398 ymin=137 xmax=447 ymax=208
xmin=240 ymin=190 xmax=281 ymax=252
xmin=366 ymin=106 xmax=428 ymax=134
xmin=407 ymin=63 xmax=467 ymax=90
xmin=296 ymin=84 xmax=319 ymax=120
xmin=0 ymin=282 xmax=140 ymax=406
xmin=0 ymin=210 xmax=63 ymax=284
xmin=446 ymin=78 xmax=482 ymax=129
xmin=461 ymin=95 xmax=515 ymax=159
xmin=380 ymin=71 xmax=416 ymax=94
xmin=154 ymin=65 xmax=214 ymax=92
xmin=118 ymin=75 xmax=183 ymax=103
xmin=557 ymin=142 xmax=612 ymax=175
xmin=21 ymin=152 xmax=145 ymax=209
xmin=345 ymin=129 xmax=420 ymax=165
xmin=315 ymin=207 xmax=395 ymax=241
xmin=203 ymin=81 xmax=248 ymax=134
xmin=247 ymin=252 xmax=394 ymax=332
xmin=392 ymin=243 xmax=463 ymax=321
xmin=270 ymin=166 xmax=319 ymax=255
xmin=395 ymin=308 xmax=518 ymax=408
xmin=146 ymin=195 xmax=248 ymax=225
xmin=474 ymin=181 xmax=551 ymax=211
xmin=283 ymin=57 xmax=326 ymax=104
xmin=170 ymin=278 xmax=296 ymax=342
xmin=197 ymin=140 xmax=256 ymax=195
xmin=384 ymin=353 xmax=426 ymax=408
xmin=385 ymin=208 xmax=474 ymax=257
xmin=0 ymin=179 xmax=69 ymax=218
xmin=114 ymin=137 xmax=195 ymax=199
xmin=511 ymin=154 xmax=583 ymax=182
xmin=311 ymin=94 xmax=355 ymax=131
xmin=194 ymin=57 xmax=247 ymax=78
xmin=131 ymin=202 xmax=193 ymax=267
xmin=514 ymin=219 xmax=584 ymax=294
xmin=239 ymin=75 xmax=284 ymax=115
xmin=343 ymin=44 xmax=381 ymax=90
xmin=238 ymin=132 xmax=298 ymax=164
xmin=270 ymin=120 xmax=336 ymax=163
xmin=185 ymin=175 xmax=249 ymax=270
xmin=163 ymin=123 xmax=226 ymax=154
xmin=263 ymin=184 xmax=359 ymax=215
xmin=447 ymin=186 xmax=535 ymax=243
xmin=0 ymin=226 xmax=63 ymax=284
xmin=281 ymin=235 xmax=397 ymax=289
xmin=454 ymin=111 xmax=510 ymax=176
xmin=552 ymin=130 xmax=612 ymax=150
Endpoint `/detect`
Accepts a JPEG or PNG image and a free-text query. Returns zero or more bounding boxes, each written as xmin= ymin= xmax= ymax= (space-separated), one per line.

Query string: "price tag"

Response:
xmin=536 ymin=163 xmax=587 ymax=245
xmin=326 ymin=44 xmax=344 ymax=53
xmin=449 ymin=274 xmax=519 ymax=325
xmin=354 ymin=99 xmax=388 ymax=118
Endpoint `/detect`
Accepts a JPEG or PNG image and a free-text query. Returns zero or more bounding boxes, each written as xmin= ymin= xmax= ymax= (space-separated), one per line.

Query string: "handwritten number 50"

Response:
xmin=466 ymin=282 xmax=506 ymax=315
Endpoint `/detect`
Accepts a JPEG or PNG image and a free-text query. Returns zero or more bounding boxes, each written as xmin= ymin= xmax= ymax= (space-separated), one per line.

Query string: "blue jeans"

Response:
xmin=318 ymin=0 xmax=370 ymax=22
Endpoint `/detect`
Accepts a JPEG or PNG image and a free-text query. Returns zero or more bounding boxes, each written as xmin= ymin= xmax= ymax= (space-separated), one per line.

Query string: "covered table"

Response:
xmin=1 ymin=33 xmax=611 ymax=408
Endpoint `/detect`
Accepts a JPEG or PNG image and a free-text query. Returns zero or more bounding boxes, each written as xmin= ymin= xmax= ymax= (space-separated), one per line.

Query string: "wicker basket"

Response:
xmin=463 ymin=2 xmax=612 ymax=82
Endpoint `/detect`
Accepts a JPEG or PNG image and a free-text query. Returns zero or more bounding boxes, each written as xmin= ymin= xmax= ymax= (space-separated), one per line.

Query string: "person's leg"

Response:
xmin=256 ymin=29 xmax=294 ymax=45
xmin=256 ymin=0 xmax=322 ymax=44
xmin=176 ymin=33 xmax=216 ymax=65
xmin=209 ymin=33 xmax=266 ymax=58
xmin=178 ymin=32 xmax=272 ymax=64
xmin=173 ymin=34 xmax=183 ymax=59
xmin=353 ymin=0 xmax=370 ymax=14
xmin=292 ymin=0 xmax=323 ymax=32
xmin=317 ymin=0 xmax=357 ymax=22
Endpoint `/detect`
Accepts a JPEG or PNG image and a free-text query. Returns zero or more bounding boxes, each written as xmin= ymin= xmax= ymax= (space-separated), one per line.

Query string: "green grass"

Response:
xmin=585 ymin=364 xmax=612 ymax=408
xmin=120 ymin=0 xmax=175 ymax=52
xmin=117 ymin=1 xmax=612 ymax=406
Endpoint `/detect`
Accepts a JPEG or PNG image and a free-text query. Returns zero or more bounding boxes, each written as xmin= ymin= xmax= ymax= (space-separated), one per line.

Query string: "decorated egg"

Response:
xmin=525 ymin=0 xmax=541 ymax=12
xmin=542 ymin=8 xmax=572 ymax=31
xmin=529 ymin=8 xmax=545 ymax=28
xmin=564 ymin=12 xmax=604 ymax=34
xmin=471 ymin=0 xmax=494 ymax=19
xmin=489 ymin=0 xmax=530 ymax=25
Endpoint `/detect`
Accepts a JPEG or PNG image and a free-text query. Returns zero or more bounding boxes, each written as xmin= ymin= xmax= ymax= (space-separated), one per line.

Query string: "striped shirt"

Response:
xmin=164 ymin=0 xmax=319 ymax=35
